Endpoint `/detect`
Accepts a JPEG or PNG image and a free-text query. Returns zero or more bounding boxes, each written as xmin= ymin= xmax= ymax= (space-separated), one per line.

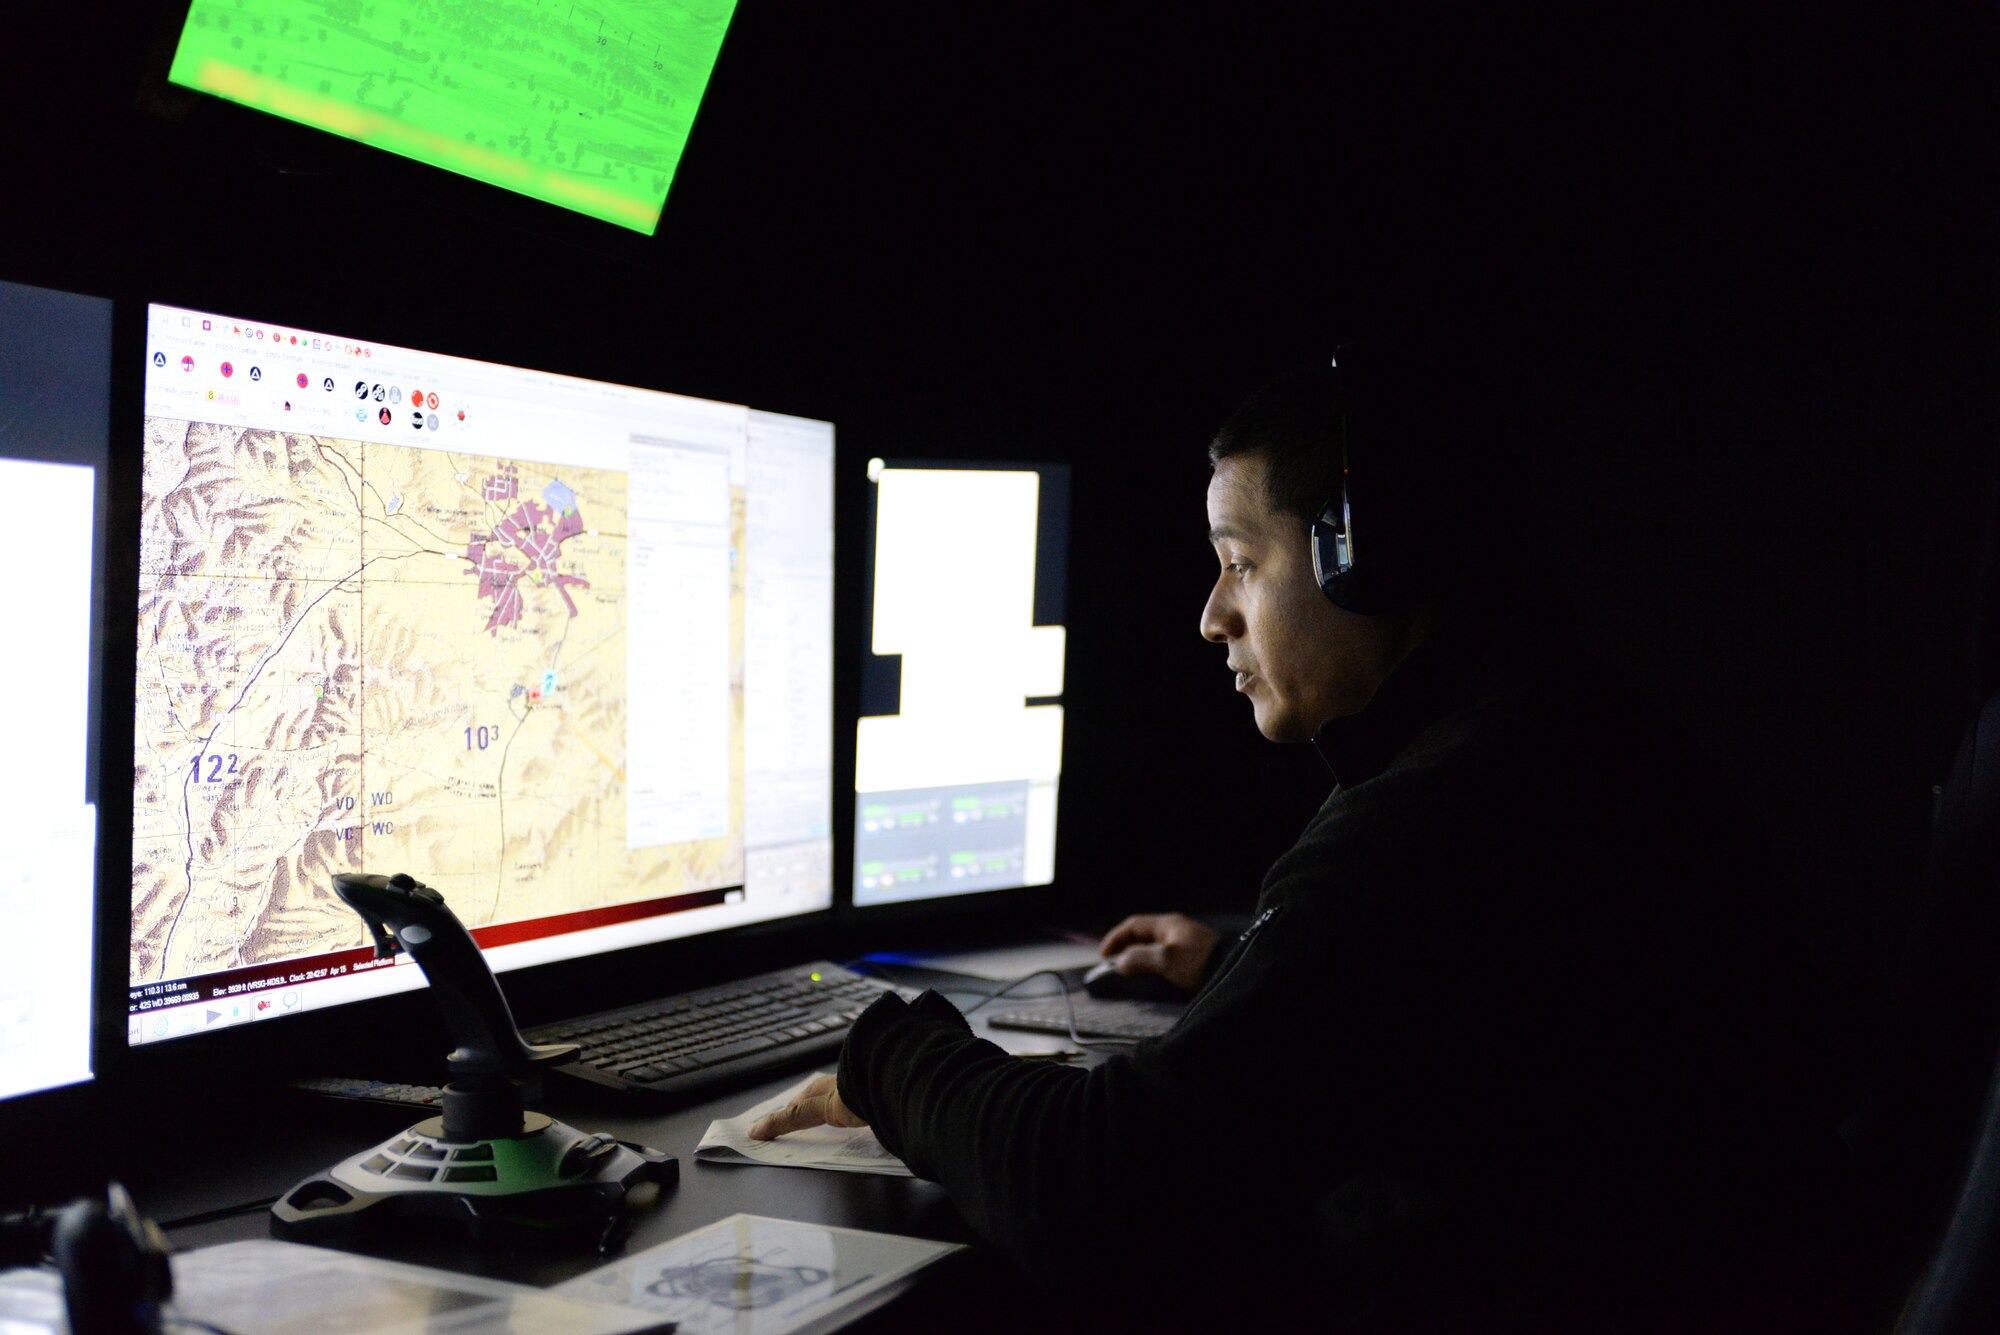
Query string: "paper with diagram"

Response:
xmin=555 ymin=1213 xmax=961 ymax=1335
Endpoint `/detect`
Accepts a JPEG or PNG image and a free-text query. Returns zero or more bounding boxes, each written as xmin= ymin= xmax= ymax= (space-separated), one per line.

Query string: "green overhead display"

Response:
xmin=170 ymin=0 xmax=738 ymax=234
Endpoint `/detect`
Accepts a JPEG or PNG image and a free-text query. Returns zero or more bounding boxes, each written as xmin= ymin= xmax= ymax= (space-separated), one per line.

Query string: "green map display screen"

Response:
xmin=169 ymin=0 xmax=737 ymax=234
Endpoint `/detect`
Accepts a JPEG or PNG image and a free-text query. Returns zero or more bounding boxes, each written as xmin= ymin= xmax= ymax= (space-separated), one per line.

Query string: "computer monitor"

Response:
xmin=852 ymin=460 xmax=1070 ymax=907
xmin=165 ymin=0 xmax=738 ymax=235
xmin=0 ymin=280 xmax=112 ymax=1102
xmin=131 ymin=303 xmax=832 ymax=1045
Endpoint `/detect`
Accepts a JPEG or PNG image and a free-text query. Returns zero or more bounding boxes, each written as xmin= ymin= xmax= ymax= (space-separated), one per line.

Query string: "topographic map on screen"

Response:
xmin=131 ymin=421 xmax=743 ymax=983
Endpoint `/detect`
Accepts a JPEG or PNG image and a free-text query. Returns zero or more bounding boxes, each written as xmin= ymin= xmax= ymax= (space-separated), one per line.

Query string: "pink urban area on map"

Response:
xmin=462 ymin=466 xmax=591 ymax=635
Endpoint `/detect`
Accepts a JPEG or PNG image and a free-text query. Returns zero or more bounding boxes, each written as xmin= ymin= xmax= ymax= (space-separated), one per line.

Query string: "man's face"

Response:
xmin=1201 ymin=454 xmax=1390 ymax=741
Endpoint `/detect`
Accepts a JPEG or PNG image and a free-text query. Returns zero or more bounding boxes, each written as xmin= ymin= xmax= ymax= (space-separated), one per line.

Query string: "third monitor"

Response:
xmin=853 ymin=460 xmax=1071 ymax=908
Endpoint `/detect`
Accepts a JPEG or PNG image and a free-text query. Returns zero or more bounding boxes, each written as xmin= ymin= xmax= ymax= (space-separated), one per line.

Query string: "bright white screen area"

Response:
xmin=854 ymin=466 xmax=1065 ymax=906
xmin=131 ymin=304 xmax=834 ymax=1044
xmin=0 ymin=458 xmax=97 ymax=1100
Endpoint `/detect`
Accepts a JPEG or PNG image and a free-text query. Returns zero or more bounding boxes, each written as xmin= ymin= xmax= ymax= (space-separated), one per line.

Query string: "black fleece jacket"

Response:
xmin=835 ymin=624 xmax=1812 ymax=1325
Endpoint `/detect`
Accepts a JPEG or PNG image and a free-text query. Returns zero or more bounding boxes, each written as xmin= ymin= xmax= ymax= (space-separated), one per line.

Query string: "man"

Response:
xmin=753 ymin=356 xmax=1811 ymax=1328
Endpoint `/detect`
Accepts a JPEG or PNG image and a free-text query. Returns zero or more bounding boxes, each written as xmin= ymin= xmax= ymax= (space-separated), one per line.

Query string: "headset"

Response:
xmin=0 ymin=1183 xmax=173 ymax=1335
xmin=1309 ymin=347 xmax=1389 ymax=614
xmin=1307 ymin=341 xmax=1479 ymax=618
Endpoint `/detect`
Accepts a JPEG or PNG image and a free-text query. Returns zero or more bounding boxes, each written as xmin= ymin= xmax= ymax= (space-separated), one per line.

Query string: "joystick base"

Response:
xmin=271 ymin=1113 xmax=676 ymax=1249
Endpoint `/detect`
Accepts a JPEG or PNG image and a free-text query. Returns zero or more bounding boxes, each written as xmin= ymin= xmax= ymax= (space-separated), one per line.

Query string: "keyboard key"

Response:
xmin=987 ymin=997 xmax=1181 ymax=1040
xmin=698 ymin=1034 xmax=781 ymax=1064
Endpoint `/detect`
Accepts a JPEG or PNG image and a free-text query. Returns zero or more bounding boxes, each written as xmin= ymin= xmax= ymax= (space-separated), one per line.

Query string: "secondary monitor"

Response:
xmin=0 ymin=279 xmax=112 ymax=1102
xmin=166 ymin=0 xmax=739 ymax=235
xmin=132 ymin=303 xmax=832 ymax=1044
xmin=852 ymin=460 xmax=1070 ymax=908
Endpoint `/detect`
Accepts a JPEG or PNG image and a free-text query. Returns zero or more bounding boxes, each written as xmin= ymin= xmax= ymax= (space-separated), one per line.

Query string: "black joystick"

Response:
xmin=270 ymin=872 xmax=675 ymax=1249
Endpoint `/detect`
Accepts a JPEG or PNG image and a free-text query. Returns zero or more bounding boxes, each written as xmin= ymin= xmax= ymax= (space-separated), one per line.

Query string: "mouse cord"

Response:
xmin=841 ymin=957 xmax=1000 ymax=1005
xmin=843 ymin=961 xmax=1141 ymax=1048
xmin=958 ymin=969 xmax=1141 ymax=1049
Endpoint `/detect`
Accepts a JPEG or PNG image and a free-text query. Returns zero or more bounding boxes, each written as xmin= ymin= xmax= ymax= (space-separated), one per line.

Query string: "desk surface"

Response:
xmin=142 ymin=989 xmax=1093 ymax=1332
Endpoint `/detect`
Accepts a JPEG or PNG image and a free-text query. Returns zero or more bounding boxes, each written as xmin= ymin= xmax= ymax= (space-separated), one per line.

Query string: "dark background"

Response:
xmin=2 ymin=4 xmax=1994 ymax=1070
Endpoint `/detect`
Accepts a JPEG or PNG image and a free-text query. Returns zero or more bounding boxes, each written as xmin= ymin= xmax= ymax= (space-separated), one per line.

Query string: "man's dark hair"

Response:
xmin=1208 ymin=341 xmax=1532 ymax=611
xmin=1208 ymin=363 xmax=1344 ymax=529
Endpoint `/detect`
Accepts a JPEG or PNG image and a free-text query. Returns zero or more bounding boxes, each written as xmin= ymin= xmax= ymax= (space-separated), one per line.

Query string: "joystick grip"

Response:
xmin=332 ymin=872 xmax=575 ymax=1079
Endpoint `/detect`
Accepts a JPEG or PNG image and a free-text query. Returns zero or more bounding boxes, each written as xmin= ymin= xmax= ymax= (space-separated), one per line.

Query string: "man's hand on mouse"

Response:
xmin=747 ymin=1073 xmax=868 ymax=1141
xmin=1096 ymin=913 xmax=1221 ymax=993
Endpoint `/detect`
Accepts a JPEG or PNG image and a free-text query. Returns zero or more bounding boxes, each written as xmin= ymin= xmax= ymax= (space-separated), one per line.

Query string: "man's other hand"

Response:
xmin=747 ymin=1073 xmax=868 ymax=1140
xmin=1097 ymin=913 xmax=1221 ymax=992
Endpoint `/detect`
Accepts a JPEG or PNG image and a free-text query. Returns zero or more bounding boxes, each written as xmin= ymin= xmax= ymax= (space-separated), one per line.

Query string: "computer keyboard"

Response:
xmin=985 ymin=995 xmax=1182 ymax=1041
xmin=524 ymin=961 xmax=905 ymax=1101
xmin=292 ymin=1075 xmax=447 ymax=1110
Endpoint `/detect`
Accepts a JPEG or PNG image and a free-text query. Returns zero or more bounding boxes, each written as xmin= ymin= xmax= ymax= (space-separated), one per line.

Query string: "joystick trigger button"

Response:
xmin=558 ymin=1134 xmax=617 ymax=1178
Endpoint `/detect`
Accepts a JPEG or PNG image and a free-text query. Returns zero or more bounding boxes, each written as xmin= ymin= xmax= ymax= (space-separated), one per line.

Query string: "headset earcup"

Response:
xmin=1310 ymin=512 xmax=1355 ymax=610
xmin=51 ymin=1197 xmax=153 ymax=1335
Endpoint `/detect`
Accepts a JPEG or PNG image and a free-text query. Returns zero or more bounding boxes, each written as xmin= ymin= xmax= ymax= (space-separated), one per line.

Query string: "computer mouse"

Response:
xmin=1081 ymin=960 xmax=1186 ymax=1003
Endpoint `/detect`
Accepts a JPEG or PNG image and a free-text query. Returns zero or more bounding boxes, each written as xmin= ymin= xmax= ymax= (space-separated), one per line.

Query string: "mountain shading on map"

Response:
xmin=131 ymin=423 xmax=744 ymax=985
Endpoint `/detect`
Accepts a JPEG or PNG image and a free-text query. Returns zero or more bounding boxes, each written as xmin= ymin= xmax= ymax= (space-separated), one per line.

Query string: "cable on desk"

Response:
xmin=157 ymin=1196 xmax=280 ymax=1232
xmin=842 ymin=957 xmax=1014 ymax=1002
xmin=850 ymin=959 xmax=1146 ymax=1048
xmin=167 ymin=1317 xmax=237 ymax=1335
xmin=944 ymin=963 xmax=1136 ymax=1047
